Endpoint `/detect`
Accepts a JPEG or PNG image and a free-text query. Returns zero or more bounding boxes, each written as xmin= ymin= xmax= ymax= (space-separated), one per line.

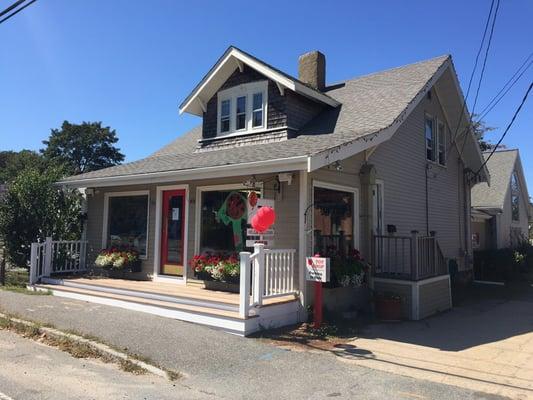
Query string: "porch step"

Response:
xmin=41 ymin=277 xmax=239 ymax=313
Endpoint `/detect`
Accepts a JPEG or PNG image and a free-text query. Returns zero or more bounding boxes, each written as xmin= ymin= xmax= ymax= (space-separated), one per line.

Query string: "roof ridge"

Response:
xmin=325 ymin=54 xmax=450 ymax=90
xmin=482 ymin=148 xmax=518 ymax=154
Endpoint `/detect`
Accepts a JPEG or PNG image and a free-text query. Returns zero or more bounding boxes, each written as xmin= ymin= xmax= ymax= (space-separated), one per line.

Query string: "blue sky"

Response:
xmin=1 ymin=0 xmax=532 ymax=189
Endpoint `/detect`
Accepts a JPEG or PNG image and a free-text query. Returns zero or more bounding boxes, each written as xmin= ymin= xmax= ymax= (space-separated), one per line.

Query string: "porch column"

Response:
xmin=298 ymin=170 xmax=308 ymax=319
xmin=359 ymin=163 xmax=376 ymax=259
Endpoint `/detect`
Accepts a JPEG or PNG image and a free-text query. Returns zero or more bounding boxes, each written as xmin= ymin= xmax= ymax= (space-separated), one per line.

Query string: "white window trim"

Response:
xmin=425 ymin=114 xmax=436 ymax=163
xmin=102 ymin=190 xmax=150 ymax=260
xmin=217 ymin=81 xmax=268 ymax=137
xmin=311 ymin=180 xmax=360 ymax=252
xmin=153 ymin=184 xmax=189 ymax=283
xmin=437 ymin=119 xmax=447 ymax=166
xmin=194 ymin=183 xmax=263 ymax=255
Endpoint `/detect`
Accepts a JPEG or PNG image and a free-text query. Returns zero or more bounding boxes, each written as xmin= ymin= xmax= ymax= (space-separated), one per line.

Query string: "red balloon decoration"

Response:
xmin=251 ymin=206 xmax=276 ymax=233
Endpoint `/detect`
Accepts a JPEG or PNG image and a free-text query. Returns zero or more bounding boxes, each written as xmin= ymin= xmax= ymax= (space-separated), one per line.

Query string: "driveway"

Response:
xmin=345 ymin=282 xmax=533 ymax=399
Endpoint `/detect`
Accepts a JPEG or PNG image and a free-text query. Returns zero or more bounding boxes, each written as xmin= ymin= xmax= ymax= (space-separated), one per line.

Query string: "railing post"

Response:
xmin=239 ymin=251 xmax=251 ymax=318
xmin=253 ymin=243 xmax=265 ymax=306
xmin=43 ymin=237 xmax=53 ymax=278
xmin=410 ymin=231 xmax=419 ymax=281
xmin=29 ymin=243 xmax=38 ymax=285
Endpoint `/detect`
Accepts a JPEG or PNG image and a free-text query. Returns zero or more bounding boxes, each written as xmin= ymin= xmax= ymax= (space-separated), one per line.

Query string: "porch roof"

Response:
xmin=59 ymin=53 xmax=489 ymax=187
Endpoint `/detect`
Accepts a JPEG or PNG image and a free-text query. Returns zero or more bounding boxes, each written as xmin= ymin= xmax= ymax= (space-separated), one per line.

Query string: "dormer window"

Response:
xmin=217 ymin=81 xmax=268 ymax=136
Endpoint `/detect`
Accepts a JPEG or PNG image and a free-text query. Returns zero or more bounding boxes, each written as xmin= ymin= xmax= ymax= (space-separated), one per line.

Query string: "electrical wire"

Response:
xmin=0 ymin=0 xmax=26 ymax=18
xmin=0 ymin=0 xmax=37 ymax=25
xmin=474 ymin=81 xmax=532 ymax=176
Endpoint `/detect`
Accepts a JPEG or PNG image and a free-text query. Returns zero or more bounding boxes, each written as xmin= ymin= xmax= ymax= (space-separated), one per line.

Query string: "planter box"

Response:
xmin=322 ymin=286 xmax=371 ymax=314
xmin=203 ymin=280 xmax=240 ymax=293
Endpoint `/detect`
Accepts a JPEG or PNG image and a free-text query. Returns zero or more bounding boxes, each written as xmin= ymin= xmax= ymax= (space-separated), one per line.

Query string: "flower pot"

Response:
xmin=375 ymin=297 xmax=402 ymax=321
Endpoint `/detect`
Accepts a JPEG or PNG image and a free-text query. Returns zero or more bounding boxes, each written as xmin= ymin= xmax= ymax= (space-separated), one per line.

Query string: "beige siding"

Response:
xmin=418 ymin=277 xmax=451 ymax=319
xmin=368 ymin=88 xmax=470 ymax=270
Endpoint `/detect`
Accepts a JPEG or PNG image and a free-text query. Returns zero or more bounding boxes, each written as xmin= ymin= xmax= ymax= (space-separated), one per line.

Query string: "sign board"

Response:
xmin=246 ymin=239 xmax=275 ymax=247
xmin=305 ymin=257 xmax=330 ymax=282
xmin=171 ymin=208 xmax=180 ymax=221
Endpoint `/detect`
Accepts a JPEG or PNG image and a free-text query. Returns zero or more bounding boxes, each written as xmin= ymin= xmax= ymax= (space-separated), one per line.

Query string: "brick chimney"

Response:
xmin=298 ymin=50 xmax=326 ymax=91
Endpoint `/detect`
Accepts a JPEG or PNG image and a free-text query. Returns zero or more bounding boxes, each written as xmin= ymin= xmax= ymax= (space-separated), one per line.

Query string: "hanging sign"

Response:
xmin=305 ymin=257 xmax=330 ymax=282
xmin=172 ymin=208 xmax=180 ymax=221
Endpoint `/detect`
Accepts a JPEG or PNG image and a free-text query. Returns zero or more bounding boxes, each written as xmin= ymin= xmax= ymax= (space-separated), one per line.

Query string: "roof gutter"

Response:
xmin=57 ymin=155 xmax=309 ymax=188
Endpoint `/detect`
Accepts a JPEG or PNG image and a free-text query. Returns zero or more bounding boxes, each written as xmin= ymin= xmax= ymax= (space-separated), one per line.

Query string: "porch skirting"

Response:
xmin=372 ymin=275 xmax=452 ymax=320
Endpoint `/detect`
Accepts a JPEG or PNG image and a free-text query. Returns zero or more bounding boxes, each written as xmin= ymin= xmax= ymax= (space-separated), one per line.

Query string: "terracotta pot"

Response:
xmin=375 ymin=297 xmax=402 ymax=320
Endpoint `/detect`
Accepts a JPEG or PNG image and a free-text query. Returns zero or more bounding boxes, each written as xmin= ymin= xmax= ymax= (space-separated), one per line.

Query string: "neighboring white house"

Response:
xmin=471 ymin=149 xmax=530 ymax=250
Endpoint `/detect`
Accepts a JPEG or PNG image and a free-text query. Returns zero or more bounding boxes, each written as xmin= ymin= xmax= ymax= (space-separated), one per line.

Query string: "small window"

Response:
xmin=425 ymin=117 xmax=435 ymax=161
xmin=438 ymin=121 xmax=446 ymax=165
xmin=220 ymin=99 xmax=230 ymax=133
xmin=236 ymin=96 xmax=246 ymax=130
xmin=252 ymin=92 xmax=263 ymax=128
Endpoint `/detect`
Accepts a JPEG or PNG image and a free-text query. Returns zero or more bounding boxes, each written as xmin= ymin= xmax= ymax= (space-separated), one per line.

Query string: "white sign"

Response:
xmin=172 ymin=208 xmax=180 ymax=221
xmin=305 ymin=257 xmax=330 ymax=282
xmin=246 ymin=228 xmax=274 ymax=236
xmin=246 ymin=239 xmax=275 ymax=247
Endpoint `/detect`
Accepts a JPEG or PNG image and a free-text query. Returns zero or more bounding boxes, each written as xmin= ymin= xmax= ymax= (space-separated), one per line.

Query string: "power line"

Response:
xmin=470 ymin=0 xmax=500 ymax=116
xmin=0 ymin=0 xmax=26 ymax=18
xmin=448 ymin=0 xmax=496 ymax=152
xmin=475 ymin=81 xmax=532 ymax=176
xmin=0 ymin=0 xmax=37 ymax=25
xmin=477 ymin=54 xmax=533 ymax=120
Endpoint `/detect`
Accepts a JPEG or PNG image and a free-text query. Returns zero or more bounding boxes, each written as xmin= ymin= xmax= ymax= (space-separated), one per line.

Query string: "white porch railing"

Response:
xmin=30 ymin=237 xmax=88 ymax=284
xmin=239 ymin=244 xmax=298 ymax=318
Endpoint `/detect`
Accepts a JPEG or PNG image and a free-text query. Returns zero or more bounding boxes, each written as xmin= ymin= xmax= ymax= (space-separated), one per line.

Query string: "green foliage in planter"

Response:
xmin=189 ymin=254 xmax=240 ymax=284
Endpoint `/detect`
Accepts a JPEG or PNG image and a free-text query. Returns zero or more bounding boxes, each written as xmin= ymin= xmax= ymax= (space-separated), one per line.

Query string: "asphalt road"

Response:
xmin=0 ymin=290 xmax=509 ymax=400
xmin=0 ymin=329 xmax=210 ymax=400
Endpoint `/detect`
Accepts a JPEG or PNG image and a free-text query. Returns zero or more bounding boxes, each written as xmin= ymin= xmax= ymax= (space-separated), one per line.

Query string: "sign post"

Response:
xmin=305 ymin=255 xmax=330 ymax=329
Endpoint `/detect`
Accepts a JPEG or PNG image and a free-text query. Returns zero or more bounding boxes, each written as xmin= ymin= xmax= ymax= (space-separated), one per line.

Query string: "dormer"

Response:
xmin=179 ymin=47 xmax=340 ymax=150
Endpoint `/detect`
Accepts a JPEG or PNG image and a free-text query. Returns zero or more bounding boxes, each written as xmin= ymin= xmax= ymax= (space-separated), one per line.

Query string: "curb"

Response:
xmin=0 ymin=312 xmax=172 ymax=379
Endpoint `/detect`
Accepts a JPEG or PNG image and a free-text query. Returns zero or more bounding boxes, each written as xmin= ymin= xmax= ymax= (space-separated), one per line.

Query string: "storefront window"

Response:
xmin=106 ymin=194 xmax=148 ymax=256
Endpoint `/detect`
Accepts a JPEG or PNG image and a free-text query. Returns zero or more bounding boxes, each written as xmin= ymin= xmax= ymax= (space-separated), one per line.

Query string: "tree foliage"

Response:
xmin=41 ymin=121 xmax=125 ymax=175
xmin=0 ymin=167 xmax=83 ymax=268
xmin=472 ymin=115 xmax=498 ymax=151
xmin=0 ymin=150 xmax=44 ymax=184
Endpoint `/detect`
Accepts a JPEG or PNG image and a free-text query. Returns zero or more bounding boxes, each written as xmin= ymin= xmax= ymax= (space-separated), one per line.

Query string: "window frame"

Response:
xmin=102 ymin=190 xmax=150 ymax=259
xmin=311 ymin=180 xmax=360 ymax=253
xmin=216 ymin=81 xmax=268 ymax=137
xmin=437 ymin=120 xmax=447 ymax=166
xmin=194 ymin=183 xmax=264 ymax=255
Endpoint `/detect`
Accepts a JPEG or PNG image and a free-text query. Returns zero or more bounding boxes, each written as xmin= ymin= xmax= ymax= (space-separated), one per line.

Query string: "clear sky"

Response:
xmin=1 ymin=0 xmax=532 ymax=189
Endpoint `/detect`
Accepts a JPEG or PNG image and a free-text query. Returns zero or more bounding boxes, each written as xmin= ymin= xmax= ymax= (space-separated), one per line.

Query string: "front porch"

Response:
xmin=29 ymin=239 xmax=301 ymax=336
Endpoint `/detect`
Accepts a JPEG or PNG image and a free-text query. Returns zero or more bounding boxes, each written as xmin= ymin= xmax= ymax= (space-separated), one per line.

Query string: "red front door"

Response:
xmin=160 ymin=189 xmax=186 ymax=276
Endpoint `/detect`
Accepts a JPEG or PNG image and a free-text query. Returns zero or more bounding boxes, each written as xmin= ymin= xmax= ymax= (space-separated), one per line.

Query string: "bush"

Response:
xmin=0 ymin=167 xmax=82 ymax=268
xmin=473 ymin=242 xmax=533 ymax=282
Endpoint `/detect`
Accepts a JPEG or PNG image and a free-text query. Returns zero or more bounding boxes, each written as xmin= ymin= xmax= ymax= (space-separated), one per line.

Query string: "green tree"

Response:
xmin=41 ymin=121 xmax=125 ymax=175
xmin=0 ymin=150 xmax=44 ymax=184
xmin=472 ymin=115 xmax=498 ymax=151
xmin=0 ymin=167 xmax=83 ymax=267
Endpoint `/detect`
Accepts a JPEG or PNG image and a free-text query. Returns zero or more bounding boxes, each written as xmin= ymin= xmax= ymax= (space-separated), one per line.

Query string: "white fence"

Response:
xmin=239 ymin=244 xmax=297 ymax=318
xmin=30 ymin=237 xmax=88 ymax=284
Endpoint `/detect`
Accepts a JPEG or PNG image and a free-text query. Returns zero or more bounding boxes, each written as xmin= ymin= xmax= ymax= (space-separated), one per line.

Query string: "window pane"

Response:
xmin=221 ymin=99 xmax=230 ymax=117
xmin=425 ymin=118 xmax=434 ymax=161
xmin=252 ymin=110 xmax=263 ymax=127
xmin=107 ymin=195 xmax=148 ymax=255
xmin=313 ymin=187 xmax=354 ymax=257
xmin=200 ymin=190 xmax=260 ymax=254
xmin=221 ymin=118 xmax=230 ymax=133
xmin=253 ymin=93 xmax=263 ymax=110
xmin=438 ymin=123 xmax=446 ymax=165
xmin=236 ymin=96 xmax=246 ymax=114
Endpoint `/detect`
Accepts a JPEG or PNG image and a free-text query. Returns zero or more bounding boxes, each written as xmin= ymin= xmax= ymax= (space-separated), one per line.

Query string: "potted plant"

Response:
xmin=94 ymin=247 xmax=142 ymax=275
xmin=320 ymin=248 xmax=371 ymax=316
xmin=189 ymin=253 xmax=240 ymax=293
xmin=374 ymin=292 xmax=402 ymax=321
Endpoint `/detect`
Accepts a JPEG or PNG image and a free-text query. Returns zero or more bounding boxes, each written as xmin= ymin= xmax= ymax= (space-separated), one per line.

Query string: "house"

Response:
xmin=29 ymin=47 xmax=488 ymax=334
xmin=471 ymin=149 xmax=530 ymax=250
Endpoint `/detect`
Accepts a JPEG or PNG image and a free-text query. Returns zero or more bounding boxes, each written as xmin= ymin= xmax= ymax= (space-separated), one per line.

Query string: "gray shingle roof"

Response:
xmin=471 ymin=149 xmax=518 ymax=210
xmin=60 ymin=54 xmax=449 ymax=184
